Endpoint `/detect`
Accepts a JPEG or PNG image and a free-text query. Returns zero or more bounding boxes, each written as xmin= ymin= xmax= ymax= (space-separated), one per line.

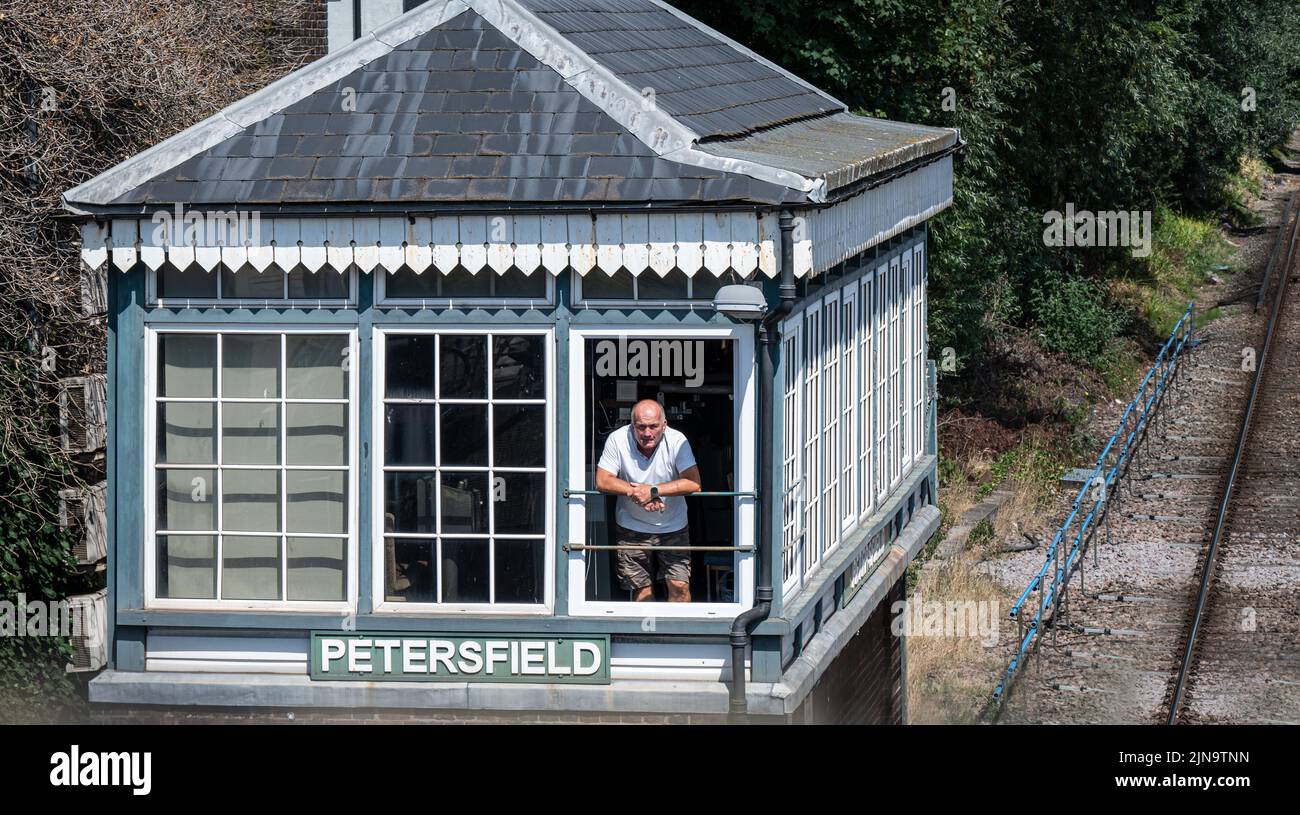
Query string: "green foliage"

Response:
xmin=1030 ymin=275 xmax=1128 ymax=363
xmin=675 ymin=0 xmax=1300 ymax=362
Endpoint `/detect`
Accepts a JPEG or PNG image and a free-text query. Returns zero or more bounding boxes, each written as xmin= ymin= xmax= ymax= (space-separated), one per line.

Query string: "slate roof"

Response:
xmin=515 ymin=0 xmax=843 ymax=139
xmin=105 ymin=10 xmax=797 ymax=207
xmin=63 ymin=0 xmax=958 ymax=214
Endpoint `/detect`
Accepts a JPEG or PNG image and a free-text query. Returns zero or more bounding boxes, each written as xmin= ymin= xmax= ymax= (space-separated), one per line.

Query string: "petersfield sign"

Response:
xmin=310 ymin=633 xmax=610 ymax=683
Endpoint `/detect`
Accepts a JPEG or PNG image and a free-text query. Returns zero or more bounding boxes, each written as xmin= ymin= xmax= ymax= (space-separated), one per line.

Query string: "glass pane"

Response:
xmin=156 ymin=403 xmax=215 ymax=464
xmin=221 ymin=267 xmax=284 ymax=299
xmin=497 ymin=267 xmax=547 ymax=299
xmin=221 ymin=535 xmax=281 ymax=600
xmin=441 ymin=472 xmax=488 ymax=534
xmin=158 ymin=265 xmax=217 ymax=299
xmin=385 ymin=268 xmax=438 ymax=299
xmin=385 ymin=335 xmax=435 ymax=399
xmin=493 ymin=473 xmax=544 ymax=534
xmin=222 ymin=469 xmax=280 ymax=532
xmin=286 ymin=470 xmax=346 ymax=534
xmin=222 ymin=403 xmax=279 ymax=465
xmin=156 ymin=468 xmax=216 ymax=531
xmin=384 ymin=472 xmax=437 ymax=533
xmin=440 ymin=539 xmax=489 ymax=603
xmin=286 ymin=335 xmax=347 ymax=399
xmin=579 ymin=270 xmax=633 ymax=299
xmin=495 ymin=540 xmax=543 ymax=604
xmin=493 ymin=335 xmax=544 ymax=398
xmin=384 ymin=404 xmax=436 ymax=466
xmin=222 ymin=335 xmax=280 ymax=398
xmin=690 ymin=273 xmax=724 ymax=300
xmin=158 ymin=334 xmax=216 ymax=398
xmin=385 ymin=538 xmax=436 ymax=602
xmin=637 ymin=268 xmax=691 ymax=300
xmin=157 ymin=535 xmax=215 ymax=599
xmin=439 ymin=405 xmax=487 ymax=466
xmin=287 ymin=404 xmax=346 ymax=466
xmin=492 ymin=405 xmax=544 ymax=467
xmin=439 ymin=269 xmax=492 ymax=298
xmin=288 ymin=537 xmax=346 ymax=601
xmin=288 ymin=268 xmax=348 ymax=299
xmin=439 ymin=334 xmax=487 ymax=398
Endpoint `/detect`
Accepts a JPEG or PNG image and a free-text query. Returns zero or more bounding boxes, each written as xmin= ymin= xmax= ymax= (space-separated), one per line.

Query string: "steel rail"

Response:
xmin=1167 ymin=196 xmax=1300 ymax=724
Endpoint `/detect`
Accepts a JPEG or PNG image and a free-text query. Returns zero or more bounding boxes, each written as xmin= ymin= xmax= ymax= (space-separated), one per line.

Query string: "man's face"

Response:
xmin=633 ymin=409 xmax=666 ymax=454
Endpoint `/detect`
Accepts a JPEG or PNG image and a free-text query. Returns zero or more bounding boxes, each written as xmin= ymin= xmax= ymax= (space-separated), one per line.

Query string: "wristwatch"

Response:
xmin=650 ymin=485 xmax=660 ymax=501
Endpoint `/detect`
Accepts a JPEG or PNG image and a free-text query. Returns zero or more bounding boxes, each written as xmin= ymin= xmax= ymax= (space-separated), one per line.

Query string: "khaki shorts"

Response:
xmin=615 ymin=525 xmax=691 ymax=590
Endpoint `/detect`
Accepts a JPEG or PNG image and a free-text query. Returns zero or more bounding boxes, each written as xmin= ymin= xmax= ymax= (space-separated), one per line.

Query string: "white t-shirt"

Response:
xmin=597 ymin=425 xmax=697 ymax=534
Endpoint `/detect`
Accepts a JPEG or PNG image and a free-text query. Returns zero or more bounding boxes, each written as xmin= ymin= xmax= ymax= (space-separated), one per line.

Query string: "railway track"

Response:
xmin=1166 ymin=190 xmax=1300 ymax=725
xmin=997 ymin=182 xmax=1300 ymax=725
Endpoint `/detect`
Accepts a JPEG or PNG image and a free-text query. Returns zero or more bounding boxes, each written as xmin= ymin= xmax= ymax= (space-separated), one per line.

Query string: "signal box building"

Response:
xmin=64 ymin=0 xmax=956 ymax=723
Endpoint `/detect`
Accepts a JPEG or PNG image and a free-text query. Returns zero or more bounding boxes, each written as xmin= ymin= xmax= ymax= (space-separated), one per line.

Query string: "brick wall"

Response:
xmin=280 ymin=0 xmax=330 ymax=60
xmin=789 ymin=577 xmax=905 ymax=725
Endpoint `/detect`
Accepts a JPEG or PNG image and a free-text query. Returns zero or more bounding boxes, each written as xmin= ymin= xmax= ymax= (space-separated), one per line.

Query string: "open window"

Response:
xmin=566 ymin=327 xmax=755 ymax=617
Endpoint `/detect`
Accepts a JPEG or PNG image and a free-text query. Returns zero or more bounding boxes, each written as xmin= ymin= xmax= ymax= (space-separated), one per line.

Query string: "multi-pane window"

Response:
xmin=819 ymin=293 xmax=839 ymax=563
xmin=380 ymin=330 xmax=549 ymax=607
xmin=839 ymin=288 xmax=857 ymax=534
xmin=913 ymin=244 xmax=927 ymax=457
xmin=802 ymin=306 xmax=822 ymax=576
xmin=778 ymin=241 xmax=929 ymax=597
xmin=382 ymin=267 xmax=550 ymax=303
xmin=154 ymin=265 xmax=352 ymax=304
xmin=857 ymin=272 xmax=874 ymax=521
xmin=152 ymin=331 xmax=352 ymax=603
xmin=574 ymin=269 xmax=728 ymax=303
xmin=781 ymin=315 xmax=804 ymax=594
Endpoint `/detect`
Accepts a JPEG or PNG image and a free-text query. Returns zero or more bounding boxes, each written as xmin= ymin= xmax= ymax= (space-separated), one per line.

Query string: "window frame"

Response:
xmin=571 ymin=269 xmax=734 ymax=310
xmin=780 ymin=310 xmax=805 ymax=598
xmin=370 ymin=325 xmax=556 ymax=615
xmin=143 ymin=324 xmax=359 ymax=612
xmin=147 ymin=265 xmax=358 ymax=309
xmin=376 ymin=267 xmax=556 ymax=309
xmin=565 ymin=325 xmax=756 ymax=619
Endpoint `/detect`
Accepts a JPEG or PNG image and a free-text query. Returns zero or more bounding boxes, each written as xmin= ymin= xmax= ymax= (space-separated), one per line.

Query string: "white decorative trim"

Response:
xmin=86 ymin=212 xmax=782 ymax=278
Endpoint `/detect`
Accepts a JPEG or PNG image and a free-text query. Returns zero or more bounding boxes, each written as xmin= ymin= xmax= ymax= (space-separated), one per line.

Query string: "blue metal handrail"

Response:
xmin=993 ymin=302 xmax=1195 ymax=706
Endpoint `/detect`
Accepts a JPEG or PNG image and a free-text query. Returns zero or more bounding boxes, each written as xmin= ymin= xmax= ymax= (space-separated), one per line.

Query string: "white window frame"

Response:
xmin=900 ymin=250 xmax=914 ymax=473
xmin=913 ymin=243 xmax=927 ymax=459
xmin=817 ymin=290 xmax=841 ymax=565
xmin=875 ymin=263 xmax=890 ymax=505
xmin=376 ymin=268 xmax=555 ymax=310
xmin=143 ymin=325 xmax=359 ymax=612
xmin=838 ymin=285 xmax=857 ymax=537
xmin=858 ymin=269 xmax=875 ymax=524
xmin=801 ymin=302 xmax=822 ymax=577
xmin=148 ymin=266 xmax=358 ymax=309
xmin=888 ymin=255 xmax=903 ymax=491
xmin=779 ymin=310 xmax=804 ymax=598
xmin=571 ymin=270 xmax=734 ymax=311
xmin=566 ymin=325 xmax=756 ymax=618
xmin=370 ymin=325 xmax=555 ymax=615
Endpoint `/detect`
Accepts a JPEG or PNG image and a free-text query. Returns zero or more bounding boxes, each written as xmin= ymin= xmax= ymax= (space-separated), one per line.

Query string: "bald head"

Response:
xmin=630 ymin=399 xmax=667 ymax=455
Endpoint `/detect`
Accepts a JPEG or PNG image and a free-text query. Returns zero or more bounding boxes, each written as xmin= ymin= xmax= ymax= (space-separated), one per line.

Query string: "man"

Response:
xmin=595 ymin=399 xmax=702 ymax=602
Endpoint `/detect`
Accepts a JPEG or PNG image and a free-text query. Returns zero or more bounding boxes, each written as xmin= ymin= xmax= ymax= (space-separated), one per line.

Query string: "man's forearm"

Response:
xmin=595 ymin=471 xmax=636 ymax=497
xmin=654 ymin=478 xmax=700 ymax=497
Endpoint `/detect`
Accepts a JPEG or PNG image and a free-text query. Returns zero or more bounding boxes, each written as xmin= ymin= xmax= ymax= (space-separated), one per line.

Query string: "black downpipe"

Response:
xmin=730 ymin=210 xmax=797 ymax=718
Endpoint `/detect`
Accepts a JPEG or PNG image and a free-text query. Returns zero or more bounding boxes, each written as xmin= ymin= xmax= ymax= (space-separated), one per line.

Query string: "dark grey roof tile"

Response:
xmin=405 ymin=156 xmax=452 ymax=177
xmin=358 ymin=156 xmax=407 ymax=178
xmin=295 ymin=135 xmax=350 ymax=155
xmin=460 ymin=112 xmax=509 ymax=133
xmin=243 ymin=179 xmax=287 ymax=201
xmin=389 ymin=134 xmax=435 ymax=154
xmin=343 ymin=134 xmax=394 ymax=156
xmin=451 ymin=155 xmax=501 ymax=176
xmin=324 ymin=114 xmax=375 ymax=135
xmin=422 ymin=178 xmax=469 ymax=199
xmin=467 ymin=178 xmax=512 ymax=198
xmin=416 ymin=112 xmax=463 ymax=134
xmin=432 ymin=133 xmax=479 ymax=154
xmin=279 ymin=179 xmax=333 ymax=200
xmin=444 ymin=92 xmax=491 ymax=112
xmin=311 ymin=156 xmax=365 ymax=180
xmin=267 ymin=157 xmax=316 ymax=179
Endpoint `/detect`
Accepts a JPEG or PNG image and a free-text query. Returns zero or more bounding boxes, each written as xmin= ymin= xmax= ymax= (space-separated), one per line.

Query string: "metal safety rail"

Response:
xmin=561 ymin=489 xmax=756 ymax=552
xmin=992 ymin=302 xmax=1196 ymax=711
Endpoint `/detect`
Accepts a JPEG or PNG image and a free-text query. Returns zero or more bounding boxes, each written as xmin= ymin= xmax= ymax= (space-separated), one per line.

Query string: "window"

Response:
xmin=149 ymin=329 xmax=354 ymax=606
xmin=913 ymin=244 xmax=927 ymax=458
xmin=781 ymin=312 xmax=804 ymax=595
xmin=900 ymin=251 xmax=913 ymax=471
xmin=839 ymin=287 xmax=857 ymax=534
xmin=377 ymin=329 xmax=550 ymax=610
xmin=152 ymin=264 xmax=354 ymax=306
xmin=874 ymin=263 xmax=888 ymax=505
xmin=888 ymin=256 xmax=902 ymax=489
xmin=574 ymin=269 xmax=732 ymax=305
xmin=801 ymin=304 xmax=821 ymax=577
xmin=858 ymin=271 xmax=874 ymax=522
xmin=818 ymin=292 xmax=840 ymax=563
xmin=379 ymin=266 xmax=553 ymax=306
